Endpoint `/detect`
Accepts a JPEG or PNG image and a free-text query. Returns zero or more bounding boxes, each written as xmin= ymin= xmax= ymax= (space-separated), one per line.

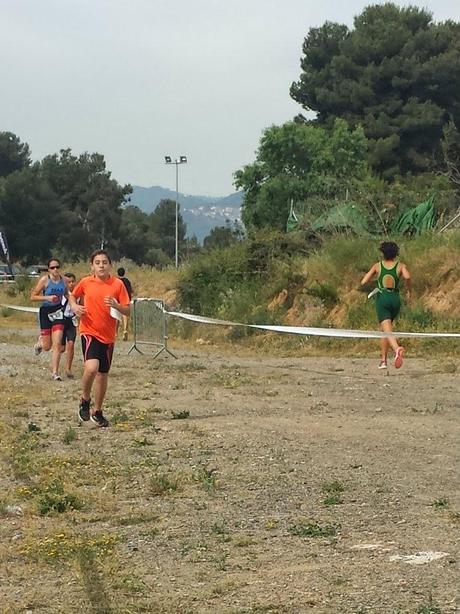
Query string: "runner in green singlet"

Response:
xmin=361 ymin=241 xmax=412 ymax=370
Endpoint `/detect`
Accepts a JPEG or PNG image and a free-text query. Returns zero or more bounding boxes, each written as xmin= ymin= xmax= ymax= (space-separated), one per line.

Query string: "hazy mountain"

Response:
xmin=129 ymin=186 xmax=243 ymax=241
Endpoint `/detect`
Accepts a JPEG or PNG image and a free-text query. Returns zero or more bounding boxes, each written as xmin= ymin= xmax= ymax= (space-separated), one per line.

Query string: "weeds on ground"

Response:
xmin=431 ymin=498 xmax=449 ymax=509
xmin=288 ymin=520 xmax=338 ymax=538
xmin=10 ymin=429 xmax=43 ymax=481
xmin=149 ymin=472 xmax=180 ymax=496
xmin=37 ymin=480 xmax=84 ymax=515
xmin=113 ymin=574 xmax=148 ymax=595
xmin=19 ymin=530 xmax=119 ymax=564
xmin=211 ymin=520 xmax=231 ymax=542
xmin=322 ymin=480 xmax=345 ymax=505
xmin=134 ymin=435 xmax=155 ymax=446
xmin=136 ymin=407 xmax=162 ymax=426
xmin=62 ymin=427 xmax=77 ymax=444
xmin=210 ymin=578 xmax=240 ymax=596
xmin=323 ymin=494 xmax=343 ymax=506
xmin=212 ymin=551 xmax=229 ymax=571
xmin=234 ymin=534 xmax=258 ymax=547
xmin=110 ymin=410 xmax=130 ymax=425
xmin=116 ymin=511 xmax=159 ymax=526
xmin=169 ymin=361 xmax=206 ymax=372
xmin=417 ymin=595 xmax=442 ymax=613
xmin=171 ymin=409 xmax=190 ymax=420
xmin=195 ymin=465 xmax=219 ymax=492
xmin=207 ymin=370 xmax=250 ymax=389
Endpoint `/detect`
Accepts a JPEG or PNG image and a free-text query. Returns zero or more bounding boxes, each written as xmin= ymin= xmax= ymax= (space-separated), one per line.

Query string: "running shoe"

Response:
xmin=66 ymin=372 xmax=75 ymax=379
xmin=52 ymin=373 xmax=62 ymax=381
xmin=394 ymin=346 xmax=405 ymax=369
xmin=34 ymin=342 xmax=42 ymax=356
xmin=78 ymin=398 xmax=91 ymax=422
xmin=90 ymin=411 xmax=109 ymax=428
xmin=378 ymin=360 xmax=388 ymax=370
xmin=122 ymin=331 xmax=128 ymax=341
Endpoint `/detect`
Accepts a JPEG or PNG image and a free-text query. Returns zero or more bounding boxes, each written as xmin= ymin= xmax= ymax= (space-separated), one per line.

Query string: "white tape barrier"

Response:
xmin=2 ymin=303 xmax=459 ymax=340
xmin=165 ymin=310 xmax=460 ymax=340
xmin=1 ymin=304 xmax=38 ymax=313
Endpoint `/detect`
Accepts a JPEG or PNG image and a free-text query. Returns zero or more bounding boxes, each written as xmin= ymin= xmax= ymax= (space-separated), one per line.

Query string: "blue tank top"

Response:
xmin=42 ymin=276 xmax=66 ymax=307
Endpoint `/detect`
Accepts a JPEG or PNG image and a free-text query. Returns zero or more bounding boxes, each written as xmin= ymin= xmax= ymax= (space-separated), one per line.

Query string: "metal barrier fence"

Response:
xmin=128 ymin=298 xmax=176 ymax=359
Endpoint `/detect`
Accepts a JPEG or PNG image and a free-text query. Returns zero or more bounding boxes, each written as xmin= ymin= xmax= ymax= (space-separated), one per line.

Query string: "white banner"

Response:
xmin=165 ymin=310 xmax=460 ymax=340
xmin=1 ymin=304 xmax=38 ymax=313
xmin=2 ymin=303 xmax=459 ymax=340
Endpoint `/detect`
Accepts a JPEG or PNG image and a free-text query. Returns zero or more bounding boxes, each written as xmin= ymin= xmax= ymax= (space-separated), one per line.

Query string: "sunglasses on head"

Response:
xmin=49 ymin=265 xmax=60 ymax=270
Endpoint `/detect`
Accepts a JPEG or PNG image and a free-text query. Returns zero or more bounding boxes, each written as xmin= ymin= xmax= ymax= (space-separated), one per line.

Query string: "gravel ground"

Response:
xmin=0 ymin=325 xmax=459 ymax=613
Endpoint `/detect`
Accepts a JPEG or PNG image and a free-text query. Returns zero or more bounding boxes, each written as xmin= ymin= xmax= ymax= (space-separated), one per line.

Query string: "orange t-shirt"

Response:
xmin=72 ymin=275 xmax=130 ymax=344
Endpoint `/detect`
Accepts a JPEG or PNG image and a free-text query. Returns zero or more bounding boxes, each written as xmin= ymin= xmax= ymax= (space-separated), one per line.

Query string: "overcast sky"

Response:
xmin=1 ymin=0 xmax=459 ymax=196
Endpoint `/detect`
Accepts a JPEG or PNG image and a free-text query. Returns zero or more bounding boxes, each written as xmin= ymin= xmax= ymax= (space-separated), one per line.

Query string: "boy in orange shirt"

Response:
xmin=69 ymin=249 xmax=131 ymax=427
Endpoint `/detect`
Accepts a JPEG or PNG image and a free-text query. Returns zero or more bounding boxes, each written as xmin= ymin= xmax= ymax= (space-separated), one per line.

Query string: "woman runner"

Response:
xmin=31 ymin=257 xmax=68 ymax=380
xmin=361 ymin=241 xmax=412 ymax=370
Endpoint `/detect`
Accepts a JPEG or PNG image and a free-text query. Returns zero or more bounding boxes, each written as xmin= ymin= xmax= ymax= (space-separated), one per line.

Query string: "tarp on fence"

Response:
xmin=391 ymin=195 xmax=436 ymax=235
xmin=310 ymin=201 xmax=371 ymax=236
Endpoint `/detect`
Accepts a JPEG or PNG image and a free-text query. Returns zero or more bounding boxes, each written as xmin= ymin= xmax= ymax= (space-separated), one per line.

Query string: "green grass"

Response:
xmin=431 ymin=498 xmax=449 ymax=509
xmin=171 ymin=409 xmax=190 ymax=420
xmin=322 ymin=480 xmax=345 ymax=494
xmin=116 ymin=511 xmax=159 ymax=526
xmin=417 ymin=595 xmax=442 ymax=614
xmin=207 ymin=370 xmax=250 ymax=389
xmin=323 ymin=494 xmax=343 ymax=506
xmin=62 ymin=427 xmax=77 ymax=445
xmin=149 ymin=472 xmax=180 ymax=496
xmin=37 ymin=480 xmax=84 ymax=515
xmin=195 ymin=466 xmax=219 ymax=492
xmin=211 ymin=520 xmax=230 ymax=541
xmin=288 ymin=520 xmax=338 ymax=538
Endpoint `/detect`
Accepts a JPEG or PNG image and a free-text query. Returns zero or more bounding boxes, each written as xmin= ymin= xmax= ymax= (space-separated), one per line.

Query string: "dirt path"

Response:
xmin=0 ymin=327 xmax=459 ymax=613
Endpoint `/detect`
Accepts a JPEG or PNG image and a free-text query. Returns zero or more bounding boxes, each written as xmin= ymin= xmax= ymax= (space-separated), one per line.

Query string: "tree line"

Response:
xmin=0 ymin=135 xmax=243 ymax=265
xmin=236 ymin=3 xmax=460 ymax=233
xmin=1 ymin=3 xmax=460 ymax=267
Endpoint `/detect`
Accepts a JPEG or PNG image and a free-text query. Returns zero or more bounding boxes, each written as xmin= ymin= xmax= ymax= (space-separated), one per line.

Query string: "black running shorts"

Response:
xmin=81 ymin=334 xmax=114 ymax=374
xmin=61 ymin=316 xmax=77 ymax=346
xmin=39 ymin=305 xmax=64 ymax=335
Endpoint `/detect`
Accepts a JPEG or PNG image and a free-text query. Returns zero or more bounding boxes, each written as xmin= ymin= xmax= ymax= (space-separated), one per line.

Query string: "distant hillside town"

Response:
xmin=129 ymin=186 xmax=243 ymax=242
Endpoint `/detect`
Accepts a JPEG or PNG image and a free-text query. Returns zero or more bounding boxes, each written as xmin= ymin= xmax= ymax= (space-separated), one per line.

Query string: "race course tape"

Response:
xmin=1 ymin=304 xmax=38 ymax=313
xmin=2 ymin=303 xmax=459 ymax=340
xmin=165 ymin=310 xmax=460 ymax=340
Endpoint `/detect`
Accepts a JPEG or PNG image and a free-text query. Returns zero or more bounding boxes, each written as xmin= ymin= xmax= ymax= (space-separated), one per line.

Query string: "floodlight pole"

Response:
xmin=164 ymin=155 xmax=187 ymax=268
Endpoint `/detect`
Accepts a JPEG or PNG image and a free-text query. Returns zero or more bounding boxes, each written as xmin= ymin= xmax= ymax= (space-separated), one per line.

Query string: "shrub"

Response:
xmin=177 ymin=229 xmax=313 ymax=321
xmin=37 ymin=481 xmax=83 ymax=515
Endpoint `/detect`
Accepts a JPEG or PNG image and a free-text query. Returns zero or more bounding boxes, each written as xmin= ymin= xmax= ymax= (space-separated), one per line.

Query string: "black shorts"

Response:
xmin=39 ymin=305 xmax=64 ymax=335
xmin=61 ymin=316 xmax=77 ymax=346
xmin=81 ymin=334 xmax=114 ymax=374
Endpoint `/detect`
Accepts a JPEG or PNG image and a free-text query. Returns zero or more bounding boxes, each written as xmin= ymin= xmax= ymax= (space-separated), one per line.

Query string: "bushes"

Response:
xmin=178 ymin=241 xmax=249 ymax=315
xmin=177 ymin=229 xmax=460 ymax=340
xmin=177 ymin=229 xmax=312 ymax=318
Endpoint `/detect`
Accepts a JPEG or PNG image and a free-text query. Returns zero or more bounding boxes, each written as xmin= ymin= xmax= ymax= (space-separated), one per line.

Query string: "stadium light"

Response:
xmin=164 ymin=155 xmax=188 ymax=268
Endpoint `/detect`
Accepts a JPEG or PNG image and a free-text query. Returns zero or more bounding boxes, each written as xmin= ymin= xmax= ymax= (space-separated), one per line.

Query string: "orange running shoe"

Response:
xmin=394 ymin=346 xmax=405 ymax=369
